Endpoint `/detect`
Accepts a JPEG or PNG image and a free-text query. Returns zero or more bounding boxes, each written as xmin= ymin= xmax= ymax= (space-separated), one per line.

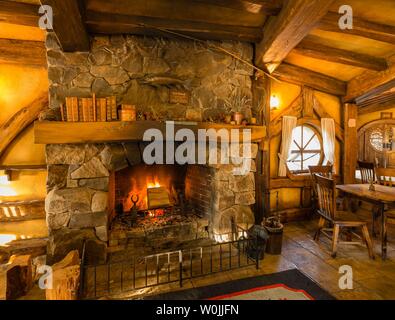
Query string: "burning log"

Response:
xmin=147 ymin=186 xmax=171 ymax=210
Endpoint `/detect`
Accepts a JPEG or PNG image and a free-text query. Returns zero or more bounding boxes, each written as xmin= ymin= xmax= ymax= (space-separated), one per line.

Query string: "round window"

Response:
xmin=287 ymin=125 xmax=322 ymax=173
xmin=369 ymin=128 xmax=384 ymax=152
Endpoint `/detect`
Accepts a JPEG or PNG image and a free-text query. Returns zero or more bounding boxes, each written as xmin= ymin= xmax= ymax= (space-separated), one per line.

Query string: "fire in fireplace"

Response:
xmin=108 ymin=163 xmax=213 ymax=251
xmin=114 ymin=164 xmax=188 ymax=216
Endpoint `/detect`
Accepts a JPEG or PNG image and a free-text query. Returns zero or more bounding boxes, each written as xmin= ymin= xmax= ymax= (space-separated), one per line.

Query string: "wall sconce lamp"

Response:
xmin=270 ymin=95 xmax=280 ymax=110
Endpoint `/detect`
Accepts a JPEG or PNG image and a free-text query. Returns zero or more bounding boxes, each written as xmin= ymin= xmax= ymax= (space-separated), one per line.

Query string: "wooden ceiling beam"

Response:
xmin=317 ymin=12 xmax=395 ymax=45
xmin=0 ymin=0 xmax=39 ymax=27
xmin=85 ymin=0 xmax=266 ymax=28
xmin=345 ymin=59 xmax=395 ymax=102
xmin=191 ymin=0 xmax=282 ymax=15
xmin=358 ymin=99 xmax=395 ymax=115
xmin=86 ymin=11 xmax=262 ymax=42
xmin=255 ymin=0 xmax=335 ymax=73
xmin=0 ymin=38 xmax=46 ymax=67
xmin=272 ymin=63 xmax=347 ymax=96
xmin=39 ymin=0 xmax=89 ymax=52
xmin=293 ymin=38 xmax=388 ymax=71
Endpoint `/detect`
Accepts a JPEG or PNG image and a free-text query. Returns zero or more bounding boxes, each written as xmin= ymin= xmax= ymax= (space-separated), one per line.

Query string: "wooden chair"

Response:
xmin=309 ymin=165 xmax=345 ymax=212
xmin=358 ymin=161 xmax=376 ymax=184
xmin=309 ymin=165 xmax=333 ymax=192
xmin=376 ymin=167 xmax=395 ymax=187
xmin=312 ymin=173 xmax=374 ymax=259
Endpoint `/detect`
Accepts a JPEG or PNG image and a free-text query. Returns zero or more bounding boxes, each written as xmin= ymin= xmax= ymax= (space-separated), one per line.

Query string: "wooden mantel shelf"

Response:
xmin=34 ymin=121 xmax=266 ymax=144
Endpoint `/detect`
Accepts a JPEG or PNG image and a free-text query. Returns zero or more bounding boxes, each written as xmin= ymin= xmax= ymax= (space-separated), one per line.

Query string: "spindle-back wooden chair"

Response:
xmin=358 ymin=161 xmax=376 ymax=184
xmin=313 ymin=173 xmax=374 ymax=259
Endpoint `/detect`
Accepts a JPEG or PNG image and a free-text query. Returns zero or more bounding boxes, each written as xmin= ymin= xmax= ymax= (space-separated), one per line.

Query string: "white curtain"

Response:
xmin=321 ymin=118 xmax=336 ymax=173
xmin=278 ymin=116 xmax=297 ymax=177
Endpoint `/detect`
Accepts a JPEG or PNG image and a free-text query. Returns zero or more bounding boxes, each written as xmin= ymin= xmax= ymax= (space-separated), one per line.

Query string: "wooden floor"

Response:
xmin=21 ymin=209 xmax=395 ymax=300
xmin=111 ymin=210 xmax=395 ymax=300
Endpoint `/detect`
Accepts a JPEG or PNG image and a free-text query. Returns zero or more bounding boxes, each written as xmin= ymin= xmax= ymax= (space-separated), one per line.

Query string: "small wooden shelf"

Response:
xmin=0 ymin=165 xmax=47 ymax=171
xmin=34 ymin=121 xmax=266 ymax=144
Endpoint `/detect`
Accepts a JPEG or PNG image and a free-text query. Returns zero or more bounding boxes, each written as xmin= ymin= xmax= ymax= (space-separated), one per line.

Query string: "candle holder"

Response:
xmin=368 ymin=178 xmax=376 ymax=192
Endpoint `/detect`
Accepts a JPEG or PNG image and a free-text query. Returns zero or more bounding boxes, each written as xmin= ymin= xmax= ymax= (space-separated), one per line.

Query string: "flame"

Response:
xmin=116 ymin=165 xmax=177 ymax=213
xmin=147 ymin=176 xmax=161 ymax=189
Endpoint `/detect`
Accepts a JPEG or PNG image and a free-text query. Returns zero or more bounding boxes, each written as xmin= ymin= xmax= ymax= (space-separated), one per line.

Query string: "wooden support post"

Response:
xmin=343 ymin=103 xmax=358 ymax=184
xmin=252 ymin=75 xmax=263 ymax=224
xmin=302 ymin=87 xmax=314 ymax=118
xmin=254 ymin=74 xmax=271 ymax=219
xmin=253 ymin=73 xmax=271 ymax=222
xmin=263 ymin=75 xmax=271 ymax=218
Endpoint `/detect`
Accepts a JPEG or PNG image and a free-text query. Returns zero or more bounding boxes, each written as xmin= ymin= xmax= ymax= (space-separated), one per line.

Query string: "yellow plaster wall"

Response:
xmin=357 ymin=106 xmax=395 ymax=130
xmin=0 ymin=64 xmax=48 ymax=202
xmin=269 ymin=81 xmax=342 ymax=212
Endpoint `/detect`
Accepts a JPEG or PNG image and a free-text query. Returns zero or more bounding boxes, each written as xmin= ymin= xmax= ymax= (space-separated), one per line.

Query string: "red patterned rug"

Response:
xmin=146 ymin=269 xmax=335 ymax=300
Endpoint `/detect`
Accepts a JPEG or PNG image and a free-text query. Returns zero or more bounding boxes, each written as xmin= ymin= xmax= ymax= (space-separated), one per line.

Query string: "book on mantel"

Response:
xmin=63 ymin=95 xmax=118 ymax=122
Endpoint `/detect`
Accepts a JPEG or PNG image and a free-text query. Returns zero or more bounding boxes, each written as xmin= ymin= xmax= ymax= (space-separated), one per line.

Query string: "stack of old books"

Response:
xmin=118 ymin=104 xmax=136 ymax=122
xmin=60 ymin=95 xmax=118 ymax=122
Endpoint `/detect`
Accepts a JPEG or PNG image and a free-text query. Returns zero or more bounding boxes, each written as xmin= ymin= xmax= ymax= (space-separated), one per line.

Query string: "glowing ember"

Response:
xmin=147 ymin=209 xmax=166 ymax=218
xmin=148 ymin=211 xmax=155 ymax=218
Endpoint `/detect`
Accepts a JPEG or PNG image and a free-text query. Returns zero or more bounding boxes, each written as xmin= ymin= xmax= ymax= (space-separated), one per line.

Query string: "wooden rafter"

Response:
xmin=0 ymin=38 xmax=46 ymax=67
xmin=358 ymin=99 xmax=395 ymax=115
xmin=191 ymin=0 xmax=282 ymax=16
xmin=85 ymin=0 xmax=266 ymax=28
xmin=345 ymin=58 xmax=395 ymax=102
xmin=86 ymin=11 xmax=262 ymax=42
xmin=293 ymin=38 xmax=388 ymax=71
xmin=0 ymin=93 xmax=48 ymax=159
xmin=317 ymin=12 xmax=395 ymax=45
xmin=272 ymin=63 xmax=347 ymax=96
xmin=39 ymin=0 xmax=89 ymax=52
xmin=0 ymin=0 xmax=39 ymax=27
xmin=255 ymin=0 xmax=335 ymax=73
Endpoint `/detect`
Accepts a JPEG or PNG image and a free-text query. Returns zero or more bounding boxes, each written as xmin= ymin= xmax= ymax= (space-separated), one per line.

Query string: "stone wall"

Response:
xmin=44 ymin=142 xmax=257 ymax=263
xmin=46 ymin=33 xmax=254 ymax=122
xmin=45 ymin=143 xmax=129 ymax=263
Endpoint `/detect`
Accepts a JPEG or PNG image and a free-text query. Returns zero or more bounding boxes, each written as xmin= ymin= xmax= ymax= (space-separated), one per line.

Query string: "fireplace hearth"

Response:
xmin=45 ymin=142 xmax=258 ymax=263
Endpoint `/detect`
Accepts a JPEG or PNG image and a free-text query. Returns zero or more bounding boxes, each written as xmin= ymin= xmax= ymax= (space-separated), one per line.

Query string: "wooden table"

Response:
xmin=337 ymin=184 xmax=395 ymax=260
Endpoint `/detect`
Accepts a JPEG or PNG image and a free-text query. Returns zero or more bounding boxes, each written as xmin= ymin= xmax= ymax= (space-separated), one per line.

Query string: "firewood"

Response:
xmin=0 ymin=254 xmax=32 ymax=300
xmin=8 ymin=255 xmax=33 ymax=293
xmin=46 ymin=250 xmax=80 ymax=300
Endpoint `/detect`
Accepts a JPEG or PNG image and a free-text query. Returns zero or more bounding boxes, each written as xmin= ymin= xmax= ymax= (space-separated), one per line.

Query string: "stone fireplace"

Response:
xmin=45 ymin=142 xmax=257 ymax=263
xmin=42 ymin=33 xmax=259 ymax=264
